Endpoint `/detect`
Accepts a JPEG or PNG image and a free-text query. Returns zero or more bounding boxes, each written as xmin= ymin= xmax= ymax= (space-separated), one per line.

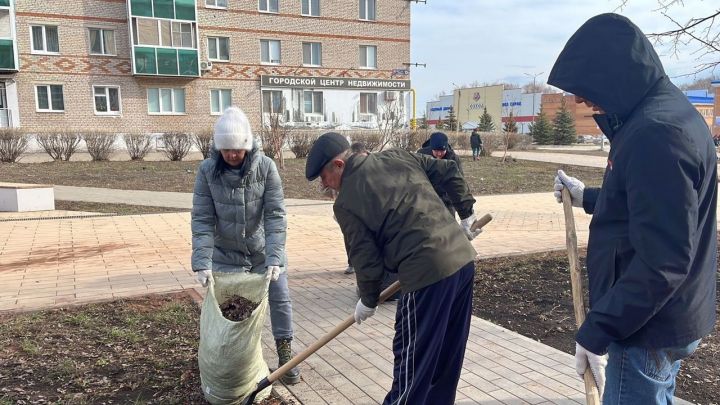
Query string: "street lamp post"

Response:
xmin=452 ymin=82 xmax=461 ymax=132
xmin=524 ymin=72 xmax=543 ymax=125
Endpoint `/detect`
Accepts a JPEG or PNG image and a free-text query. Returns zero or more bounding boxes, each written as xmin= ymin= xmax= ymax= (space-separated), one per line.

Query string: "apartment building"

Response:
xmin=0 ymin=0 xmax=411 ymax=133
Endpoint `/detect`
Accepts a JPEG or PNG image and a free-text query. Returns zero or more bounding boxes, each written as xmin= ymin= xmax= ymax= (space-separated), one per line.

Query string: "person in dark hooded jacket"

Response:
xmin=551 ymin=14 xmax=717 ymax=404
xmin=417 ymin=131 xmax=464 ymax=216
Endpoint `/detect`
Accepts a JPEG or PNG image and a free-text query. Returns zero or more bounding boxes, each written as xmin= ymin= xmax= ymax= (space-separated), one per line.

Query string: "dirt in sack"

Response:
xmin=219 ymin=295 xmax=259 ymax=322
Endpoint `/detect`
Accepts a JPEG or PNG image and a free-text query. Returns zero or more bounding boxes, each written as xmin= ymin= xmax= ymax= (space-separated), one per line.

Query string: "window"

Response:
xmin=147 ymin=88 xmax=186 ymax=114
xmin=263 ymin=90 xmax=283 ymax=114
xmin=205 ymin=0 xmax=227 ymax=8
xmin=31 ymin=25 xmax=59 ymax=54
xmin=210 ymin=89 xmax=232 ymax=114
xmin=302 ymin=0 xmax=320 ymax=16
xmin=360 ymin=93 xmax=377 ymax=114
xmin=208 ymin=37 xmax=229 ymax=61
xmin=93 ymin=86 xmax=121 ymax=115
xmin=359 ymin=45 xmax=377 ymax=69
xmin=89 ymin=29 xmax=116 ymax=55
xmin=304 ymin=91 xmax=323 ymax=114
xmin=260 ymin=39 xmax=281 ymax=64
xmin=302 ymin=42 xmax=321 ymax=66
xmin=0 ymin=10 xmax=12 ymax=38
xmin=133 ymin=18 xmax=196 ymax=48
xmin=259 ymin=0 xmax=279 ymax=13
xmin=35 ymin=85 xmax=64 ymax=112
xmin=359 ymin=0 xmax=376 ymax=21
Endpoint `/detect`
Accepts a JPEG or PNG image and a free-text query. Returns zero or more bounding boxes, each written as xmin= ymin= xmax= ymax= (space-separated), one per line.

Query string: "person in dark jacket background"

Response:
xmin=470 ymin=129 xmax=483 ymax=160
xmin=551 ymin=14 xmax=717 ymax=404
xmin=417 ymin=131 xmax=464 ymax=216
xmin=306 ymin=132 xmax=481 ymax=404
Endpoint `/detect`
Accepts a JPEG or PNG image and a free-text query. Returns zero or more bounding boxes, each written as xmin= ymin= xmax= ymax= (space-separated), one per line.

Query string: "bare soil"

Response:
xmin=0 ymin=292 xmax=293 ymax=404
xmin=473 ymin=249 xmax=719 ymax=405
xmin=0 ymin=156 xmax=605 ymax=200
xmin=220 ymin=295 xmax=260 ymax=322
xmin=55 ymin=200 xmax=190 ymax=215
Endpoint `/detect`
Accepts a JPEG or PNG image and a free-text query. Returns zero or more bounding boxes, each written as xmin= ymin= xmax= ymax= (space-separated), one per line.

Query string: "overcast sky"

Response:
xmin=410 ymin=0 xmax=719 ymax=108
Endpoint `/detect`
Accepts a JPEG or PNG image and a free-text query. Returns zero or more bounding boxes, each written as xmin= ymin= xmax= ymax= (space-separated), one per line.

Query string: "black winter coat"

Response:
xmin=470 ymin=132 xmax=482 ymax=148
xmin=417 ymin=142 xmax=464 ymax=210
xmin=549 ymin=13 xmax=717 ymax=354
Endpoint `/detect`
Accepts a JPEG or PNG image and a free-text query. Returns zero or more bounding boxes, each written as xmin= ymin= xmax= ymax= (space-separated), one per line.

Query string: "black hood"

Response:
xmin=548 ymin=13 xmax=666 ymax=119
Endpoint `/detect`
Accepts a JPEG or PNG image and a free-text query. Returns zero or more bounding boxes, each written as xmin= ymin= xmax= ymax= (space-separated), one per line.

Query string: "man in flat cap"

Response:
xmin=306 ymin=132 xmax=481 ymax=404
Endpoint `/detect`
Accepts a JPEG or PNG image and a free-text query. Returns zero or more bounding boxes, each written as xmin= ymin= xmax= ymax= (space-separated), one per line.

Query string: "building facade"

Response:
xmin=453 ymin=84 xmax=503 ymax=131
xmin=712 ymin=81 xmax=719 ymax=137
xmin=540 ymin=93 xmax=601 ymax=136
xmin=501 ymin=89 xmax=541 ymax=134
xmin=683 ymin=90 xmax=714 ymax=130
xmin=0 ymin=0 xmax=411 ymax=133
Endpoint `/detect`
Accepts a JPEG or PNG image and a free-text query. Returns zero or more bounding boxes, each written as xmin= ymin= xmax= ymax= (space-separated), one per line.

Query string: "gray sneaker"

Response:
xmin=344 ymin=266 xmax=355 ymax=274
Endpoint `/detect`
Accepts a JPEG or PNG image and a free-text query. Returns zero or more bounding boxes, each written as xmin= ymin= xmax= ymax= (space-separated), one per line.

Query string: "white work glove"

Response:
xmin=266 ymin=266 xmax=281 ymax=282
xmin=554 ymin=170 xmax=585 ymax=208
xmin=575 ymin=343 xmax=607 ymax=399
xmin=195 ymin=270 xmax=211 ymax=287
xmin=460 ymin=214 xmax=482 ymax=241
xmin=354 ymin=299 xmax=376 ymax=324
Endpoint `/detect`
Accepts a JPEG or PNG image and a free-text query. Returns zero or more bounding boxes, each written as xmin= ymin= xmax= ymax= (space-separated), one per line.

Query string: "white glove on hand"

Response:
xmin=461 ymin=214 xmax=482 ymax=241
xmin=554 ymin=170 xmax=585 ymax=208
xmin=354 ymin=299 xmax=376 ymax=324
xmin=266 ymin=266 xmax=281 ymax=282
xmin=196 ymin=270 xmax=211 ymax=287
xmin=575 ymin=343 xmax=607 ymax=399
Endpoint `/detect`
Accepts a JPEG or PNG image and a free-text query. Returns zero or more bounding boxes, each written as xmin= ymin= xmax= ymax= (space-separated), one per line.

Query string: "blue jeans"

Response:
xmin=472 ymin=146 xmax=481 ymax=158
xmin=604 ymin=339 xmax=700 ymax=404
xmin=247 ymin=266 xmax=294 ymax=340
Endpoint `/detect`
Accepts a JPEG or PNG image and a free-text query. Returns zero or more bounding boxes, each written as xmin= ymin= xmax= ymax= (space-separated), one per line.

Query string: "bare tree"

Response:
xmin=378 ymin=99 xmax=404 ymax=151
xmin=522 ymin=82 xmax=559 ymax=94
xmin=259 ymin=112 xmax=292 ymax=169
xmin=617 ymin=1 xmax=720 ymax=75
xmin=678 ymin=75 xmax=719 ymax=90
xmin=192 ymin=130 xmax=213 ymax=159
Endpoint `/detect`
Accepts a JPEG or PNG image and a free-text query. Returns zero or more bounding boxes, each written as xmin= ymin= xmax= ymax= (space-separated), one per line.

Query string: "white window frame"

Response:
xmin=304 ymin=91 xmax=323 ymax=115
xmin=30 ymin=25 xmax=60 ymax=55
xmin=359 ymin=92 xmax=377 ymax=115
xmin=302 ymin=42 xmax=321 ymax=67
xmin=359 ymin=0 xmax=376 ymax=21
xmin=263 ymin=90 xmax=284 ymax=114
xmin=260 ymin=39 xmax=281 ymax=65
xmin=301 ymin=0 xmax=320 ymax=16
xmin=205 ymin=0 xmax=228 ymax=9
xmin=147 ymin=87 xmax=186 ymax=115
xmin=93 ymin=85 xmax=122 ymax=116
xmin=259 ymin=0 xmax=279 ymax=13
xmin=35 ymin=84 xmax=64 ymax=113
xmin=210 ymin=88 xmax=232 ymax=115
xmin=88 ymin=28 xmax=116 ymax=56
xmin=359 ymin=45 xmax=377 ymax=69
xmin=207 ymin=36 xmax=230 ymax=62
xmin=133 ymin=18 xmax=197 ymax=49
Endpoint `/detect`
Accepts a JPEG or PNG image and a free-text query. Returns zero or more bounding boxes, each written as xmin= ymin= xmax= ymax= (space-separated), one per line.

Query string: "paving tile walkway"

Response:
xmin=0 ymin=189 xmax=694 ymax=404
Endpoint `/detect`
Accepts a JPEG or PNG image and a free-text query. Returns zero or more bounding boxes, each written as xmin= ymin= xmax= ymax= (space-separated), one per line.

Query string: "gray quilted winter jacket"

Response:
xmin=191 ymin=147 xmax=287 ymax=273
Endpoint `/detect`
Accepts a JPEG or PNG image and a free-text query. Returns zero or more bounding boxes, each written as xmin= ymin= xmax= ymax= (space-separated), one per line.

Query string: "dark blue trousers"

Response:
xmin=382 ymin=262 xmax=474 ymax=405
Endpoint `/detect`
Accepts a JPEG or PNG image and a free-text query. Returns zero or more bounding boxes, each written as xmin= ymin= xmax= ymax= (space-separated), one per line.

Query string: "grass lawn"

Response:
xmin=0 ymin=156 xmax=605 ymax=201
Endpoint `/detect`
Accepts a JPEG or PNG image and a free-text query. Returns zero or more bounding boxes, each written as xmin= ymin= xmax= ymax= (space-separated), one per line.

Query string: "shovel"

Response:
xmin=239 ymin=213 xmax=493 ymax=405
xmin=561 ymin=189 xmax=601 ymax=405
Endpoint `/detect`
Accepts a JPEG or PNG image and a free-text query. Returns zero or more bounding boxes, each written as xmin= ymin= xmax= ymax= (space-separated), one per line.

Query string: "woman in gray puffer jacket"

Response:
xmin=191 ymin=107 xmax=299 ymax=384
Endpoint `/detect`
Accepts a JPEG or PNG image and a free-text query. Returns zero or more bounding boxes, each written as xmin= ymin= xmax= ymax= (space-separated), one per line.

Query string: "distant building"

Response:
xmin=708 ymin=82 xmax=719 ymax=137
xmin=453 ymin=85 xmax=503 ymax=131
xmin=683 ymin=90 xmax=714 ymax=130
xmin=501 ymin=89 xmax=542 ymax=134
xmin=540 ymin=93 xmax=601 ymax=136
xmin=425 ymin=94 xmax=453 ymax=127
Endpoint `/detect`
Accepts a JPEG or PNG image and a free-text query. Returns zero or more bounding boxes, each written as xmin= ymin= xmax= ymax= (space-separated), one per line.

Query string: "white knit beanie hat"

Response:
xmin=213 ymin=107 xmax=253 ymax=150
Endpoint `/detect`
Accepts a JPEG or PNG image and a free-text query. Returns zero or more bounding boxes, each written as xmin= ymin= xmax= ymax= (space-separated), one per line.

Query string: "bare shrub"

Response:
xmin=0 ymin=128 xmax=28 ymax=163
xmin=287 ymin=130 xmax=319 ymax=158
xmin=161 ymin=132 xmax=192 ymax=161
xmin=479 ymin=132 xmax=503 ymax=157
xmin=446 ymin=131 xmax=470 ymax=151
xmin=259 ymin=113 xmax=292 ymax=168
xmin=123 ymin=133 xmax=152 ymax=161
xmin=192 ymin=130 xmax=213 ymax=159
xmin=347 ymin=131 xmax=382 ymax=152
xmin=83 ymin=132 xmax=116 ymax=161
xmin=36 ymin=131 xmax=82 ymax=161
xmin=394 ymin=130 xmax=423 ymax=152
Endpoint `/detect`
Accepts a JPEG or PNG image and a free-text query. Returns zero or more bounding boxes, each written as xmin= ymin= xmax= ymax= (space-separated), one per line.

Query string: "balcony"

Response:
xmin=0 ymin=0 xmax=17 ymax=71
xmin=128 ymin=0 xmax=199 ymax=77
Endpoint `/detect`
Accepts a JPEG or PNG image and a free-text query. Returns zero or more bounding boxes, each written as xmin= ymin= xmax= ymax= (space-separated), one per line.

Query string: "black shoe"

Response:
xmin=275 ymin=338 xmax=301 ymax=385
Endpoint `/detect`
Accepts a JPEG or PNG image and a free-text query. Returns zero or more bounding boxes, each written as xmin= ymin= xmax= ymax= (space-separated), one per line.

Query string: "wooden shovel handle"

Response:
xmin=270 ymin=213 xmax=494 ymax=383
xmin=562 ymin=189 xmax=601 ymax=405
